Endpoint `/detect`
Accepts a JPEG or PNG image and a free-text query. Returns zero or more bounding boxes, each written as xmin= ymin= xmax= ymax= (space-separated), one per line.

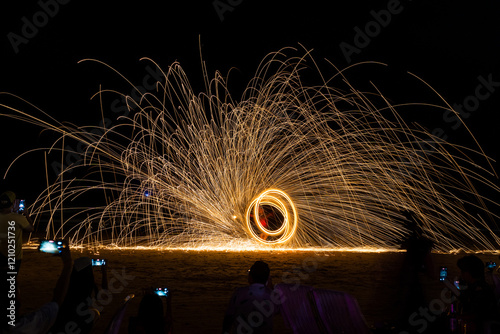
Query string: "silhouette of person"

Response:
xmin=258 ymin=206 xmax=270 ymax=241
xmin=0 ymin=191 xmax=34 ymax=275
xmin=4 ymin=244 xmax=73 ymax=333
xmin=49 ymin=257 xmax=102 ymax=334
xmin=250 ymin=206 xmax=272 ymax=241
xmin=396 ymin=210 xmax=435 ymax=331
xmin=456 ymin=255 xmax=499 ymax=333
xmin=222 ymin=261 xmax=275 ymax=334
xmin=128 ymin=289 xmax=173 ymax=334
xmin=1 ymin=191 xmax=35 ymax=317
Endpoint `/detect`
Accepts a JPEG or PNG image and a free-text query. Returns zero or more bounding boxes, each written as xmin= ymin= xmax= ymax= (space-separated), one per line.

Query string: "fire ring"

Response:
xmin=245 ymin=189 xmax=298 ymax=244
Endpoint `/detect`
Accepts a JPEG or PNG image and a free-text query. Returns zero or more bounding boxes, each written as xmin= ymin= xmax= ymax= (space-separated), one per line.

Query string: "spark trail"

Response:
xmin=2 ymin=48 xmax=499 ymax=251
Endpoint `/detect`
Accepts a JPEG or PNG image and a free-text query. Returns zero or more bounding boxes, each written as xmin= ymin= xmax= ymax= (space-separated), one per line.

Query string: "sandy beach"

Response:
xmin=12 ymin=245 xmax=496 ymax=334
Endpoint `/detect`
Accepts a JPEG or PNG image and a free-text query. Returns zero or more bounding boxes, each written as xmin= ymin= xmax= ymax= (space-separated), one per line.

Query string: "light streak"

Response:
xmin=1 ymin=48 xmax=500 ymax=252
xmin=246 ymin=189 xmax=298 ymax=244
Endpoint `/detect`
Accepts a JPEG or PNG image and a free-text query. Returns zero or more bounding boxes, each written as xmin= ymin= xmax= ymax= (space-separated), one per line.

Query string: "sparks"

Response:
xmin=2 ymin=48 xmax=499 ymax=252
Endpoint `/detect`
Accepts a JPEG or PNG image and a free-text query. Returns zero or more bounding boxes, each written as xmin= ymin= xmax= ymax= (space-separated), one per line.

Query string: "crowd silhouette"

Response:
xmin=2 ymin=192 xmax=500 ymax=333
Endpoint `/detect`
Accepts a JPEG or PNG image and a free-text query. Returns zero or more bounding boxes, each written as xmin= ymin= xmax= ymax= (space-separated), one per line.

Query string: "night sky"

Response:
xmin=1 ymin=0 xmax=499 ymax=205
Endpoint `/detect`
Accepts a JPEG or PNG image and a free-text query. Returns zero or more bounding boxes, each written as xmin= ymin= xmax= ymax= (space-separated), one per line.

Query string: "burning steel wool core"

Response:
xmin=246 ymin=189 xmax=298 ymax=244
xmin=2 ymin=48 xmax=500 ymax=251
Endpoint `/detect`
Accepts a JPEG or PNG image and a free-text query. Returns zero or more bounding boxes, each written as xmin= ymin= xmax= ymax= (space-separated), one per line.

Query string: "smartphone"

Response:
xmin=92 ymin=259 xmax=106 ymax=266
xmin=439 ymin=267 xmax=447 ymax=281
xmin=17 ymin=199 xmax=25 ymax=214
xmin=154 ymin=288 xmax=169 ymax=297
xmin=486 ymin=261 xmax=496 ymax=271
xmin=38 ymin=240 xmax=66 ymax=254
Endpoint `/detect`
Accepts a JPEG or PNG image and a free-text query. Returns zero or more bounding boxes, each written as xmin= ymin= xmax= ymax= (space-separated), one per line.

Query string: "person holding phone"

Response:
xmin=128 ymin=289 xmax=173 ymax=334
xmin=456 ymin=255 xmax=499 ymax=333
xmin=49 ymin=256 xmax=102 ymax=334
xmin=0 ymin=191 xmax=34 ymax=275
xmin=6 ymin=244 xmax=74 ymax=333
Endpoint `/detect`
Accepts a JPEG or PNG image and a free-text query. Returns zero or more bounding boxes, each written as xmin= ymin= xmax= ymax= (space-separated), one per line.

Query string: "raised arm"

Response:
xmin=101 ymin=262 xmax=108 ymax=290
xmin=20 ymin=207 xmax=34 ymax=232
xmin=52 ymin=245 xmax=73 ymax=307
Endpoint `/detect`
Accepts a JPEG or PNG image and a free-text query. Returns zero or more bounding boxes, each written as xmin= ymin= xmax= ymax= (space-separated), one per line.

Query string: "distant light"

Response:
xmin=144 ymin=190 xmax=150 ymax=197
xmin=233 ymin=215 xmax=237 ymax=219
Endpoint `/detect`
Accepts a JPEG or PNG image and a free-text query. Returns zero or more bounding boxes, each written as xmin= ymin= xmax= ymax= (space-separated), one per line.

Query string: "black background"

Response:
xmin=1 ymin=0 xmax=499 ymax=205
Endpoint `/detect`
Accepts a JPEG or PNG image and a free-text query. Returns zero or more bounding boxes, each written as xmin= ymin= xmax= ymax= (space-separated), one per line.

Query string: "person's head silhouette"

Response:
xmin=248 ymin=261 xmax=270 ymax=284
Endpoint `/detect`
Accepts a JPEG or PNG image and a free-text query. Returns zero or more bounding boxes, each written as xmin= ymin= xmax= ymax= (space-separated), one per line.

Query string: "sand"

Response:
xmin=12 ymin=246 xmax=497 ymax=334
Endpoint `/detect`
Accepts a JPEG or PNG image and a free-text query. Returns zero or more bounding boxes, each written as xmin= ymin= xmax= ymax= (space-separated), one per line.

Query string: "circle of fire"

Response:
xmin=245 ymin=189 xmax=298 ymax=244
